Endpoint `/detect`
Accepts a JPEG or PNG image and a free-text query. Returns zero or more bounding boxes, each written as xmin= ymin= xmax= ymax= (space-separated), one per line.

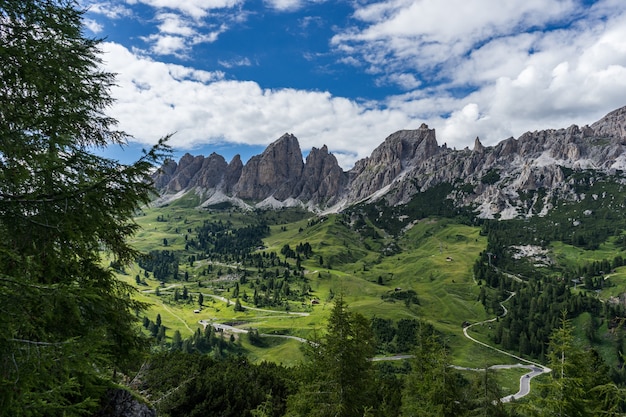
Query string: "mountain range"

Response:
xmin=153 ymin=105 xmax=626 ymax=219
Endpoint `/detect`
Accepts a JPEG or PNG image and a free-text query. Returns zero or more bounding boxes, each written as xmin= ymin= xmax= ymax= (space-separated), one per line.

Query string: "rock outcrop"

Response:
xmin=234 ymin=133 xmax=304 ymax=201
xmin=347 ymin=124 xmax=440 ymax=202
xmin=295 ymin=145 xmax=348 ymax=204
xmin=152 ymin=105 xmax=626 ymax=218
xmin=94 ymin=388 xmax=155 ymax=417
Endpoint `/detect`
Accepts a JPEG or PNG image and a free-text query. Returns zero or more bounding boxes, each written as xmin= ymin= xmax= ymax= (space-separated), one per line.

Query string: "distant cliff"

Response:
xmin=153 ymin=106 xmax=626 ymax=219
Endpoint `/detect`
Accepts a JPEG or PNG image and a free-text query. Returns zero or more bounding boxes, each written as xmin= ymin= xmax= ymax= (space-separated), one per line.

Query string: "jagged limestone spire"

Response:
xmin=473 ymin=136 xmax=484 ymax=152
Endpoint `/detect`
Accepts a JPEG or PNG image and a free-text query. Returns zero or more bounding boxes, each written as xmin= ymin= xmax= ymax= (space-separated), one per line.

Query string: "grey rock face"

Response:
xmin=295 ymin=145 xmax=347 ymax=204
xmin=152 ymin=158 xmax=177 ymax=189
xmin=347 ymin=124 xmax=440 ymax=201
xmin=192 ymin=153 xmax=228 ymax=189
xmin=223 ymin=154 xmax=243 ymax=194
xmin=591 ymin=106 xmax=626 ymax=139
xmin=152 ymin=105 xmax=626 ymax=218
xmin=234 ymin=133 xmax=304 ymax=201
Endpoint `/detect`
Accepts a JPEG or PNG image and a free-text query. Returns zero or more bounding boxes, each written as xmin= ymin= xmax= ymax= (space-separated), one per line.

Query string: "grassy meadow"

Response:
xmin=115 ymin=204 xmax=499 ymax=366
xmin=112 ymin=199 xmax=626 ymax=400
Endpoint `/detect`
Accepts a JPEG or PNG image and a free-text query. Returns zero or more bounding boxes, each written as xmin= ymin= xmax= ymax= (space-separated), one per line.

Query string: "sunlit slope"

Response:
xmin=123 ymin=205 xmax=489 ymax=364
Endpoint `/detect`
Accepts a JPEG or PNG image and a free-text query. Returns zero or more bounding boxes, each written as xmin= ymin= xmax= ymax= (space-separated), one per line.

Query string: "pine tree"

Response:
xmin=0 ymin=1 xmax=169 ymax=415
xmin=171 ymin=330 xmax=183 ymax=351
xmin=468 ymin=367 xmax=506 ymax=417
xmin=287 ymin=295 xmax=376 ymax=417
xmin=401 ymin=323 xmax=466 ymax=417
xmin=524 ymin=312 xmax=588 ymax=417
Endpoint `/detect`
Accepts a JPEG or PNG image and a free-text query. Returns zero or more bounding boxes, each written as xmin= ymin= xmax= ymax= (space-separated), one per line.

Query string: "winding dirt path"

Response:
xmin=145 ymin=280 xmax=550 ymax=402
xmin=462 ymin=291 xmax=551 ymax=402
xmin=157 ymin=300 xmax=195 ymax=335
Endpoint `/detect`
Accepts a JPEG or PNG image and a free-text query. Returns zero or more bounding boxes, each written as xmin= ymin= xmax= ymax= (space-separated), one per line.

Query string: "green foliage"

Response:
xmin=287 ymin=296 xmax=377 ymax=417
xmin=381 ymin=288 xmax=420 ymax=306
xmin=523 ymin=313 xmax=618 ymax=416
xmin=401 ymin=323 xmax=467 ymax=417
xmin=0 ymin=1 xmax=169 ymax=414
xmin=481 ymin=169 xmax=501 ymax=185
xmin=138 ymin=250 xmax=179 ymax=281
xmin=193 ymin=218 xmax=270 ymax=255
xmin=481 ymin=172 xmax=626 ymax=251
xmin=143 ymin=352 xmax=294 ymax=417
xmin=349 ymin=182 xmax=476 ymax=235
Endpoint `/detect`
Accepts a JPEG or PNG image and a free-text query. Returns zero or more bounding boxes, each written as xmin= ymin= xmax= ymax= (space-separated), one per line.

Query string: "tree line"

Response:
xmin=140 ymin=298 xmax=626 ymax=416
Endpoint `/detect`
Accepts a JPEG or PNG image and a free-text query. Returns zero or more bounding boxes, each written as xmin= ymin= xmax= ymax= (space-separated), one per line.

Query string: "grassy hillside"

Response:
xmin=118 ymin=177 xmax=626 ymax=380
xmin=117 ymin=203 xmax=495 ymax=367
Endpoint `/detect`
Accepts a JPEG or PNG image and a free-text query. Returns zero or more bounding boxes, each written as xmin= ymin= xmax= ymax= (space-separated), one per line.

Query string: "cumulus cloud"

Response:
xmin=140 ymin=17 xmax=228 ymax=57
xmin=333 ymin=0 xmax=584 ymax=79
xmin=156 ymin=13 xmax=197 ymax=37
xmin=331 ymin=0 xmax=626 ymax=149
xmin=129 ymin=0 xmax=244 ymax=19
xmin=384 ymin=73 xmax=421 ymax=90
xmin=264 ymin=0 xmax=328 ymax=12
xmin=264 ymin=0 xmax=304 ymax=11
xmin=83 ymin=2 xmax=133 ymax=19
xmin=140 ymin=34 xmax=188 ymax=56
xmin=102 ymin=42 xmax=416 ymax=168
xmin=92 ymin=0 xmax=626 ymax=169
xmin=90 ymin=0 xmax=241 ymax=57
xmin=83 ymin=18 xmax=103 ymax=34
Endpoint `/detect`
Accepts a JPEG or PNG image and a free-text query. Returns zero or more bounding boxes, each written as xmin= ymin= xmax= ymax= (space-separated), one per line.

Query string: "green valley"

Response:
xmin=121 ymin=205 xmax=490 ymax=366
xmin=117 ymin=180 xmax=626 ymax=416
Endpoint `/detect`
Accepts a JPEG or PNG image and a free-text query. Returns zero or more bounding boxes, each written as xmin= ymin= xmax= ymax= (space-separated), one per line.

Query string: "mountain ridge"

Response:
xmin=153 ymin=105 xmax=626 ymax=218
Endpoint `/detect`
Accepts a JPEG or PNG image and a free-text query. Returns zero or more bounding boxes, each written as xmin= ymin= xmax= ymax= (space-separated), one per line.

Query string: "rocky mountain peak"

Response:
xmin=473 ymin=137 xmax=484 ymax=152
xmin=591 ymin=105 xmax=626 ymax=139
xmin=153 ymin=153 xmax=228 ymax=193
xmin=234 ymin=133 xmax=304 ymax=201
xmin=223 ymin=155 xmax=243 ymax=194
xmin=295 ymin=144 xmax=347 ymax=204
xmin=152 ymin=105 xmax=626 ymax=219
xmin=347 ymin=125 xmax=440 ymax=201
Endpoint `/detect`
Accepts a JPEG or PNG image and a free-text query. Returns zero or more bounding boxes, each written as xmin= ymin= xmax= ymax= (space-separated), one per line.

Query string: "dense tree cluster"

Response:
xmin=140 ymin=300 xmax=626 ymax=417
xmin=0 ymin=1 xmax=168 ymax=415
xmin=138 ymin=249 xmax=180 ymax=281
xmin=473 ymin=207 xmax=626 ymax=384
xmin=350 ymin=182 xmax=476 ymax=236
xmin=192 ymin=219 xmax=270 ymax=255
xmin=480 ymin=175 xmax=626 ymax=251
xmin=143 ymin=353 xmax=294 ymax=417
xmin=371 ymin=317 xmax=424 ymax=354
xmin=523 ymin=314 xmax=626 ymax=416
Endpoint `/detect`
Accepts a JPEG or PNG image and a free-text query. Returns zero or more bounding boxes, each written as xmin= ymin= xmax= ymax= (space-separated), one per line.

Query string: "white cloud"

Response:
xmin=384 ymin=73 xmax=421 ymax=90
xmin=218 ymin=57 xmax=253 ymax=68
xmin=334 ymin=0 xmax=580 ymax=76
xmin=131 ymin=0 xmax=244 ymax=19
xmin=102 ymin=42 xmax=416 ymax=168
xmin=264 ymin=0 xmax=327 ymax=12
xmin=94 ymin=0 xmax=241 ymax=57
xmin=264 ymin=0 xmax=304 ymax=11
xmin=141 ymin=34 xmax=188 ymax=56
xmin=83 ymin=2 xmax=133 ymax=19
xmin=83 ymin=18 xmax=103 ymax=34
xmin=156 ymin=13 xmax=196 ymax=37
xmin=141 ymin=19 xmax=227 ymax=57
xmin=329 ymin=0 xmax=626 ymax=151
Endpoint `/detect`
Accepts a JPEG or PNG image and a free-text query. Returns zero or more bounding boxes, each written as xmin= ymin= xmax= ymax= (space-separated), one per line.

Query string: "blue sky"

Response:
xmin=83 ymin=0 xmax=626 ymax=168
